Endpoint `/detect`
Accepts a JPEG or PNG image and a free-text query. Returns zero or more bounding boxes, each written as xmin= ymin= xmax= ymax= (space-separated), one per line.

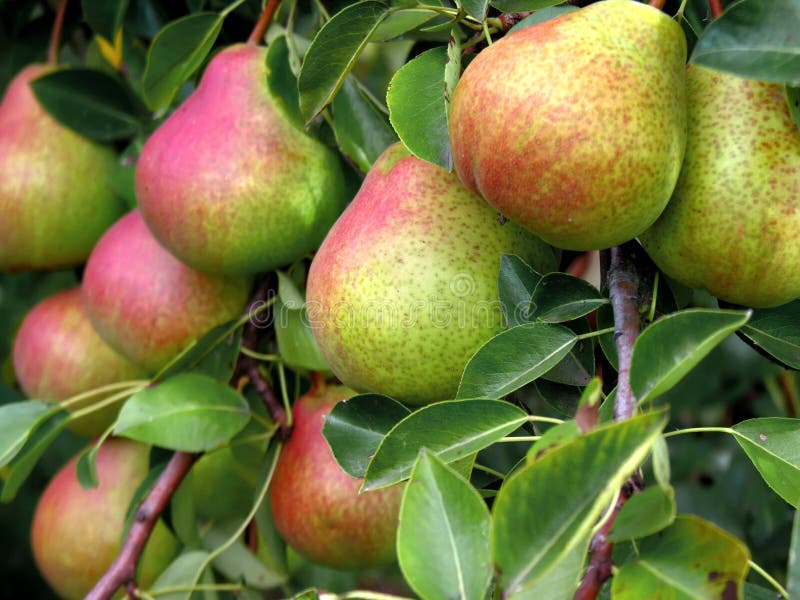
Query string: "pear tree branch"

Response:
xmin=85 ymin=451 xmax=199 ymax=600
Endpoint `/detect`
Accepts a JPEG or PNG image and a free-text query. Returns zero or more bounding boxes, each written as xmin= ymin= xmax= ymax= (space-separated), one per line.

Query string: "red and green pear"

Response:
xmin=270 ymin=382 xmax=403 ymax=570
xmin=448 ymin=0 xmax=687 ymax=251
xmin=81 ymin=210 xmax=250 ymax=372
xmin=12 ymin=287 xmax=147 ymax=437
xmin=0 ymin=65 xmax=125 ymax=270
xmin=136 ymin=43 xmax=345 ymax=276
xmin=639 ymin=65 xmax=800 ymax=308
xmin=306 ymin=144 xmax=558 ymax=405
xmin=30 ymin=438 xmax=178 ymax=599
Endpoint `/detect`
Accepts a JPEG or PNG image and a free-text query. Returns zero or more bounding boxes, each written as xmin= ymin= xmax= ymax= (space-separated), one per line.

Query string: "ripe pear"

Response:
xmin=0 ymin=65 xmax=125 ymax=270
xmin=448 ymin=0 xmax=687 ymax=251
xmin=82 ymin=210 xmax=251 ymax=372
xmin=30 ymin=438 xmax=178 ymax=599
xmin=12 ymin=287 xmax=148 ymax=437
xmin=639 ymin=65 xmax=800 ymax=308
xmin=136 ymin=43 xmax=346 ymax=276
xmin=306 ymin=144 xmax=558 ymax=405
xmin=270 ymin=382 xmax=403 ymax=569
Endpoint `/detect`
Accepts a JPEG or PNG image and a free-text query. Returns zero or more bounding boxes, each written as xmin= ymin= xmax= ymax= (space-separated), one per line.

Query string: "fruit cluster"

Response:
xmin=1 ymin=0 xmax=798 ymax=596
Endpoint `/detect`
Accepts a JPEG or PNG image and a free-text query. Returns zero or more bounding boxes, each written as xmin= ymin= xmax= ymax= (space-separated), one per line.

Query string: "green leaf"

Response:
xmin=387 ymin=46 xmax=452 ymax=169
xmin=149 ymin=550 xmax=212 ymax=600
xmin=740 ymin=299 xmax=800 ymax=369
xmin=507 ymin=6 xmax=578 ymax=35
xmin=398 ymin=451 xmax=492 ymax=600
xmin=203 ymin=521 xmax=287 ymax=588
xmin=511 ymin=534 xmax=588 ymax=600
xmin=275 ymin=301 xmax=330 ymax=372
xmin=363 ymin=399 xmax=528 ymax=491
xmin=607 ymin=486 xmax=677 ymax=542
xmin=596 ymin=303 xmax=618 ymax=370
xmin=372 ymin=8 xmax=439 ymax=41
xmin=788 ymin=85 xmax=800 ymax=133
xmin=498 ymin=254 xmax=543 ymax=328
xmin=691 ymin=0 xmax=800 ymax=85
xmin=0 ymin=400 xmax=52 ymax=468
xmin=630 ymin=309 xmax=750 ymax=404
xmin=276 ymin=271 xmax=305 ymax=308
xmin=76 ymin=431 xmax=114 ymax=490
xmin=155 ymin=320 xmax=243 ymax=382
xmin=298 ymin=0 xmax=389 ymax=122
xmin=491 ymin=410 xmax=667 ymax=595
xmin=461 ymin=0 xmax=488 ymax=22
xmin=31 ymin=68 xmax=142 ymax=141
xmin=82 ymin=0 xmax=129 ymax=41
xmin=540 ymin=318 xmax=594 ymax=387
xmin=323 ymin=393 xmax=410 ymax=478
xmin=732 ymin=417 xmax=800 ymax=506
xmin=490 ymin=0 xmax=565 ymax=14
xmin=612 ymin=515 xmax=750 ymax=599
xmin=652 ymin=434 xmax=671 ymax=490
xmin=332 ymin=77 xmax=397 ymax=173
xmin=266 ymin=35 xmax=302 ymax=127
xmin=1 ymin=409 xmax=70 ymax=502
xmin=142 ymin=12 xmax=224 ymax=112
xmin=529 ymin=273 xmax=608 ymax=323
xmin=457 ymin=323 xmax=577 ymax=399
xmin=115 ymin=373 xmax=250 ymax=452
xmin=171 ymin=470 xmax=202 ymax=549
xmin=789 ymin=509 xmax=800 ymax=599
xmin=526 ymin=420 xmax=581 ymax=462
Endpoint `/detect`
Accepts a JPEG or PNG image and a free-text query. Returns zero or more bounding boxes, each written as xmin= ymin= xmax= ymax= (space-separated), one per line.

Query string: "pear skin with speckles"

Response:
xmin=136 ymin=44 xmax=345 ymax=276
xmin=639 ymin=65 xmax=800 ymax=308
xmin=306 ymin=144 xmax=559 ymax=406
xmin=449 ymin=0 xmax=687 ymax=251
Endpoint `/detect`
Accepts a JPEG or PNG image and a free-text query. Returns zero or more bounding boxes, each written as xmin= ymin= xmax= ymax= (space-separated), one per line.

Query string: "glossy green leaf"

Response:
xmin=630 ymin=309 xmax=750 ymax=404
xmin=457 ymin=323 xmax=577 ymax=399
xmin=498 ymin=254 xmax=543 ymax=328
xmin=142 ymin=12 xmax=223 ymax=112
xmin=526 ymin=420 xmax=581 ymax=462
xmin=652 ymin=434 xmax=671 ymax=490
xmin=276 ymin=270 xmax=304 ymax=309
xmin=531 ymin=380 xmax=582 ymax=417
xmin=387 ymin=46 xmax=451 ymax=169
xmin=692 ymin=0 xmax=800 ymax=85
xmin=371 ymin=8 xmax=439 ymax=41
xmin=332 ymin=77 xmax=397 ymax=173
xmin=155 ymin=320 xmax=242 ymax=382
xmin=540 ymin=318 xmax=594 ymax=387
xmin=733 ymin=417 xmax=800 ymax=506
xmin=149 ymin=550 xmax=212 ymax=600
xmin=612 ymin=515 xmax=750 ymax=599
xmin=607 ymin=486 xmax=676 ymax=542
xmin=461 ymin=0 xmax=488 ymax=22
xmin=789 ymin=509 xmax=800 ymax=599
xmin=509 ymin=535 xmax=588 ymax=600
xmin=76 ymin=432 xmax=113 ymax=490
xmin=203 ymin=521 xmax=287 ymax=588
xmin=275 ymin=301 xmax=330 ymax=372
xmin=363 ymin=399 xmax=528 ymax=491
xmin=115 ymin=373 xmax=250 ymax=452
xmin=170 ymin=470 xmax=202 ymax=549
xmin=788 ymin=85 xmax=800 ymax=132
xmin=490 ymin=0 xmax=564 ymax=14
xmin=323 ymin=393 xmax=410 ymax=478
xmin=266 ymin=35 xmax=302 ymax=127
xmin=1 ymin=408 xmax=69 ymax=502
xmin=298 ymin=0 xmax=389 ymax=122
xmin=744 ymin=583 xmax=781 ymax=600
xmin=492 ymin=410 xmax=667 ymax=595
xmin=82 ymin=0 xmax=129 ymax=40
xmin=596 ymin=303 xmax=618 ymax=370
xmin=508 ymin=5 xmax=578 ymax=34
xmin=0 ymin=400 xmax=52 ymax=468
xmin=529 ymin=272 xmax=607 ymax=323
xmin=31 ymin=68 xmax=142 ymax=141
xmin=740 ymin=299 xmax=800 ymax=369
xmin=398 ymin=451 xmax=492 ymax=600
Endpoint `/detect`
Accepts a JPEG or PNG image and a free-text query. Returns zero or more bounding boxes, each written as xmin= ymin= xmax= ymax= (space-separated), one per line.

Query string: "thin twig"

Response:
xmin=47 ymin=0 xmax=69 ymax=64
xmin=708 ymin=0 xmax=723 ymax=19
xmin=86 ymin=452 xmax=199 ymax=600
xmin=248 ymin=0 xmax=283 ymax=45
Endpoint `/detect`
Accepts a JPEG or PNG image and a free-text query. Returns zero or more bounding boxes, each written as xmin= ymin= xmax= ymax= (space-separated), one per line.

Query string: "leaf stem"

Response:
xmin=473 ymin=462 xmax=506 ymax=480
xmin=661 ymin=426 xmax=733 ymax=438
xmin=577 ymin=326 xmax=616 ymax=341
xmin=497 ymin=436 xmax=541 ymax=443
xmin=748 ymin=560 xmax=789 ymax=599
xmin=248 ymin=0 xmax=284 ymax=44
xmin=526 ymin=415 xmax=564 ymax=425
xmin=59 ymin=380 xmax=150 ymax=409
xmin=239 ymin=347 xmax=282 ymax=362
xmin=147 ymin=582 xmax=244 ymax=596
xmin=69 ymin=387 xmax=144 ymax=420
xmin=47 ymin=0 xmax=69 ymax=65
xmin=708 ymin=0 xmax=723 ymax=19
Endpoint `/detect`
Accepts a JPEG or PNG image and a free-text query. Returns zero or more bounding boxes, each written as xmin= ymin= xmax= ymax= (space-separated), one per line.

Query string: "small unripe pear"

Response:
xmin=270 ymin=383 xmax=403 ymax=570
xmin=12 ymin=287 xmax=147 ymax=436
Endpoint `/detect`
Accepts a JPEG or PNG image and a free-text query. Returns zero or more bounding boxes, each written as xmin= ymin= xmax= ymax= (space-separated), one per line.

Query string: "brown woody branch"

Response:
xmin=85 ymin=451 xmax=199 ymax=600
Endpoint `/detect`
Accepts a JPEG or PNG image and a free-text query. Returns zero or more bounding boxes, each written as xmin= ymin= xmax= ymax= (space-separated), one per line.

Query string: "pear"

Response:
xmin=136 ymin=44 xmax=346 ymax=276
xmin=0 ymin=65 xmax=125 ymax=271
xmin=81 ymin=210 xmax=251 ymax=372
xmin=270 ymin=382 xmax=403 ymax=569
xmin=13 ymin=287 xmax=148 ymax=437
xmin=448 ymin=0 xmax=687 ymax=251
xmin=30 ymin=439 xmax=178 ymax=599
xmin=639 ymin=65 xmax=800 ymax=308
xmin=306 ymin=144 xmax=558 ymax=405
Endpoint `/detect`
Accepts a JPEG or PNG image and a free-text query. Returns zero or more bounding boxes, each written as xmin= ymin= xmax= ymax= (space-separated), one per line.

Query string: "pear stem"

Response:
xmin=647 ymin=0 xmax=666 ymax=9
xmin=248 ymin=0 xmax=283 ymax=45
xmin=708 ymin=0 xmax=723 ymax=18
xmin=47 ymin=0 xmax=69 ymax=65
xmin=85 ymin=451 xmax=200 ymax=600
